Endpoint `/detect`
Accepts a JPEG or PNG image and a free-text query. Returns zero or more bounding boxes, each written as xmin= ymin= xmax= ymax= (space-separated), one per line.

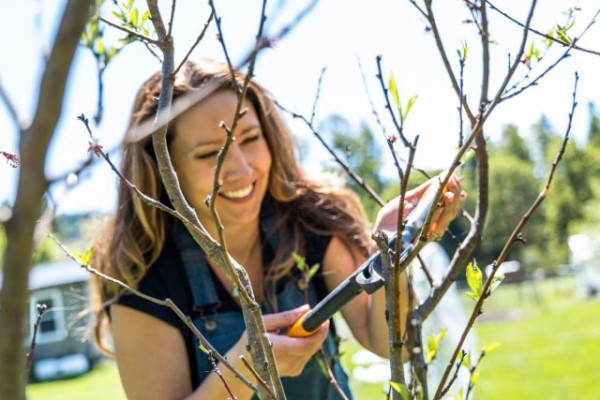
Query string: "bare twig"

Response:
xmin=373 ymin=231 xmax=406 ymax=390
xmin=208 ymin=0 xmax=241 ymax=95
xmin=237 ymin=0 xmax=320 ymax=68
xmin=206 ymin=1 xmax=287 ymax=397
xmin=0 ymin=78 xmax=25 ymax=130
xmin=440 ymin=350 xmax=466 ymax=397
xmin=97 ymin=15 xmax=159 ymax=44
xmin=375 ymin=55 xmax=410 ymax=147
xmin=208 ymin=352 xmax=238 ymax=400
xmin=485 ymin=1 xmax=600 ymax=57
xmin=48 ymin=233 xmax=256 ymax=392
xmin=240 ymin=356 xmax=276 ymax=400
xmin=275 ymin=100 xmax=385 ymax=207
xmin=310 ymin=67 xmax=327 ymax=125
xmin=433 ymin=72 xmax=579 ymax=400
xmin=416 ymin=254 xmax=434 ymax=288
xmin=174 ymin=10 xmax=215 ymax=76
xmin=23 ymin=304 xmax=48 ymax=384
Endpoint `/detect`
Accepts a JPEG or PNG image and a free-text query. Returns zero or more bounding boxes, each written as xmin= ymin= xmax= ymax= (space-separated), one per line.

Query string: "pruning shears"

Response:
xmin=287 ymin=182 xmax=442 ymax=338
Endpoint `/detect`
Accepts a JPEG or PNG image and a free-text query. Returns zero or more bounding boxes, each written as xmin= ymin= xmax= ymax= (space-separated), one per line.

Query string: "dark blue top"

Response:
xmin=117 ymin=203 xmax=352 ymax=399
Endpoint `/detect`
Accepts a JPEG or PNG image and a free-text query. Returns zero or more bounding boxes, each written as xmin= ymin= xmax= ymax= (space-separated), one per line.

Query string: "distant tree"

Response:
xmin=492 ymin=124 xmax=532 ymax=163
xmin=479 ymin=152 xmax=542 ymax=269
xmin=0 ymin=225 xmax=5 ymax=270
xmin=321 ymin=115 xmax=387 ymax=220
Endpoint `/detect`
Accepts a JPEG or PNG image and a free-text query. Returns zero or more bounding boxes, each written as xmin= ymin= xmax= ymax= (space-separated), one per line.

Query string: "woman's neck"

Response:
xmin=203 ymin=218 xmax=262 ymax=266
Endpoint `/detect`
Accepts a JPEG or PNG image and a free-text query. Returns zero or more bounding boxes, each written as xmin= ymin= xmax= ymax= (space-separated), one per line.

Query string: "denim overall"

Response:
xmin=173 ymin=209 xmax=352 ymax=400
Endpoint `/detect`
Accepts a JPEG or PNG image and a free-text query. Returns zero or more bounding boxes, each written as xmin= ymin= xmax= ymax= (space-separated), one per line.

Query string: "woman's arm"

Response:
xmin=111 ymin=304 xmax=329 ymax=400
xmin=322 ymin=174 xmax=464 ymax=358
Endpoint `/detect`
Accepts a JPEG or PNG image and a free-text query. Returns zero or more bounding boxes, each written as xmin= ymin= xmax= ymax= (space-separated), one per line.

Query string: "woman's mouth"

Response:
xmin=220 ymin=184 xmax=255 ymax=200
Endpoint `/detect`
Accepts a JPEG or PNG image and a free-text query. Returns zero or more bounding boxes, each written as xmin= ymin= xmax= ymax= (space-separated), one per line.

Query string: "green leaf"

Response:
xmin=425 ymin=329 xmax=447 ymax=364
xmin=462 ymin=353 xmax=471 ymax=368
xmin=481 ymin=342 xmax=501 ymax=354
xmin=292 ymin=252 xmax=307 ymax=272
xmin=112 ymin=10 xmax=124 ymax=22
xmin=81 ymin=30 xmax=91 ymax=46
xmin=470 ymin=371 xmax=480 ymax=384
xmin=306 ymin=263 xmax=321 ymax=282
xmin=555 ymin=25 xmax=571 ymax=44
xmin=458 ymin=148 xmax=476 ymax=165
xmin=465 ymin=291 xmax=479 ymax=302
xmin=389 ymin=381 xmax=409 ymax=399
xmin=388 ymin=72 xmax=402 ymax=118
xmin=466 ymin=260 xmax=482 ymax=297
xmin=75 ymin=247 xmax=94 ymax=266
xmin=198 ymin=343 xmax=209 ymax=354
xmin=141 ymin=9 xmax=150 ymax=23
xmin=131 ymin=8 xmax=139 ymax=28
xmin=488 ymin=274 xmax=505 ymax=294
xmin=403 ymin=95 xmax=418 ymax=120
xmin=95 ymin=37 xmax=106 ymax=55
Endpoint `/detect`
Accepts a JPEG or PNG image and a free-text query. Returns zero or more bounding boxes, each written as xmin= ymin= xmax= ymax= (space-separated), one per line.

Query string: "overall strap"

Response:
xmin=172 ymin=222 xmax=220 ymax=309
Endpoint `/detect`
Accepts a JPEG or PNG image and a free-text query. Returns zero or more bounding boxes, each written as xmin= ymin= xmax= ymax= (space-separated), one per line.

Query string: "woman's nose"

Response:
xmin=222 ymin=145 xmax=251 ymax=181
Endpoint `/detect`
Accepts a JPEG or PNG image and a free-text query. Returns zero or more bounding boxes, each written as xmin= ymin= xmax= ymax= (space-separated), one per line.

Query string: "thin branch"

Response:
xmin=501 ymin=8 xmax=599 ymax=101
xmin=97 ymin=16 xmax=159 ymax=44
xmin=356 ymin=56 xmax=429 ymax=181
xmin=208 ymin=0 xmax=241 ymax=94
xmin=206 ymin=2 xmax=287 ymax=397
xmin=166 ymin=0 xmax=177 ymax=37
xmin=309 ymin=67 xmax=327 ymax=125
xmin=276 ymin=100 xmax=385 ymax=207
xmin=373 ymin=232 xmax=406 ymax=391
xmin=489 ymin=0 xmax=538 ymax=106
xmin=23 ymin=304 xmax=47 ymax=384
xmin=318 ymin=350 xmax=349 ymax=400
xmin=485 ymin=1 xmax=600 ymax=57
xmin=240 ymin=356 xmax=276 ymax=400
xmin=0 ymin=78 xmax=25 ymax=130
xmin=208 ymin=352 xmax=238 ymax=400
xmin=439 ymin=350 xmax=466 ymax=397
xmin=416 ymin=254 xmax=434 ymax=288
xmin=174 ymin=10 xmax=215 ymax=76
xmin=49 ymin=233 xmax=256 ymax=392
xmin=375 ymin=55 xmax=410 ymax=147
xmin=236 ymin=0 xmax=320 ymax=68
xmin=433 ymin=72 xmax=579 ymax=400
xmin=421 ymin=1 xmax=476 ymax=122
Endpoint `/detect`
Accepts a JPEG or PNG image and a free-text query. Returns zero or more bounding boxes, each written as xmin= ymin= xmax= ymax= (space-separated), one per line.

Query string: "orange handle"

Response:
xmin=287 ymin=309 xmax=318 ymax=337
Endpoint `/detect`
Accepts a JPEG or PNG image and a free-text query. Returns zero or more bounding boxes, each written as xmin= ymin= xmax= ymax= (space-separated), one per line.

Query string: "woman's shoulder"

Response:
xmin=117 ymin=235 xmax=192 ymax=326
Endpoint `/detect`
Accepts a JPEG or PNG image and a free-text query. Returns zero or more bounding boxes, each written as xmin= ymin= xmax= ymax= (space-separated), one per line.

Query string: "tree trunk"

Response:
xmin=0 ymin=1 xmax=92 ymax=398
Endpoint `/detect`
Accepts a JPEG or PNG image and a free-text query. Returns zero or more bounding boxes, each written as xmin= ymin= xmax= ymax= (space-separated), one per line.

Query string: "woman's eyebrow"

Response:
xmin=237 ymin=124 xmax=261 ymax=137
xmin=188 ymin=125 xmax=260 ymax=151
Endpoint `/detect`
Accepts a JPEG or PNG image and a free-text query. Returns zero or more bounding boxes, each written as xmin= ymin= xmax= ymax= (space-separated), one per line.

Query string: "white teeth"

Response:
xmin=222 ymin=185 xmax=253 ymax=199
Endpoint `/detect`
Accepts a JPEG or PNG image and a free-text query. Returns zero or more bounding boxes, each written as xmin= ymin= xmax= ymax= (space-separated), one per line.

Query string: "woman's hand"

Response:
xmin=374 ymin=173 xmax=465 ymax=239
xmin=234 ymin=305 xmax=329 ymax=378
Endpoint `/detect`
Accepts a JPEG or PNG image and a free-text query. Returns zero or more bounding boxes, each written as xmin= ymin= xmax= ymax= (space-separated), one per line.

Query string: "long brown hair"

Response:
xmin=91 ymin=58 xmax=371 ymax=353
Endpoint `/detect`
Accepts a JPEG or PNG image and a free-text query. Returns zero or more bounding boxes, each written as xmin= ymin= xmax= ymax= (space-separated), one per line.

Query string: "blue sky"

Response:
xmin=1 ymin=0 xmax=599 ymax=215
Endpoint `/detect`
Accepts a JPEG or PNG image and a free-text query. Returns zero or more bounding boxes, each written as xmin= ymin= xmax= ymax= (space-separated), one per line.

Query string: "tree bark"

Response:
xmin=0 ymin=1 xmax=93 ymax=399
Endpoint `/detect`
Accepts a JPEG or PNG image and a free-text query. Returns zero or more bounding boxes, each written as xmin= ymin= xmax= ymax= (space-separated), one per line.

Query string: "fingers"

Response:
xmin=270 ymin=320 xmax=330 ymax=377
xmin=263 ymin=305 xmax=310 ymax=332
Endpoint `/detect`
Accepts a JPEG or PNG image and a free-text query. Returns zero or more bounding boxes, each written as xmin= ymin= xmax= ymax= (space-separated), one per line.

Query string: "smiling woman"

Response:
xmin=88 ymin=58 xmax=462 ymax=400
xmin=170 ymin=90 xmax=272 ymax=240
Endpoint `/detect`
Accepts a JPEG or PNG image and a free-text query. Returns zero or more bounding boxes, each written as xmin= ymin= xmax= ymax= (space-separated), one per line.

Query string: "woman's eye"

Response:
xmin=241 ymin=135 xmax=260 ymax=145
xmin=195 ymin=150 xmax=219 ymax=160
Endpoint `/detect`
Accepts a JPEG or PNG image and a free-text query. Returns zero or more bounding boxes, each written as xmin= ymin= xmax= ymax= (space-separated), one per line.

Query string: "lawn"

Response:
xmin=27 ymin=277 xmax=600 ymax=399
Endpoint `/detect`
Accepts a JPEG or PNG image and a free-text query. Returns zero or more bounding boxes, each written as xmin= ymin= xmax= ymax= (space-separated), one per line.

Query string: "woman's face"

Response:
xmin=170 ymin=90 xmax=272 ymax=231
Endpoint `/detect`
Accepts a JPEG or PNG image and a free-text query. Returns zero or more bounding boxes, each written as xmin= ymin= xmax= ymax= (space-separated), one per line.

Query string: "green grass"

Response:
xmin=474 ymin=295 xmax=600 ymax=399
xmin=26 ymin=277 xmax=600 ymax=399
xmin=27 ymin=360 xmax=125 ymax=400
